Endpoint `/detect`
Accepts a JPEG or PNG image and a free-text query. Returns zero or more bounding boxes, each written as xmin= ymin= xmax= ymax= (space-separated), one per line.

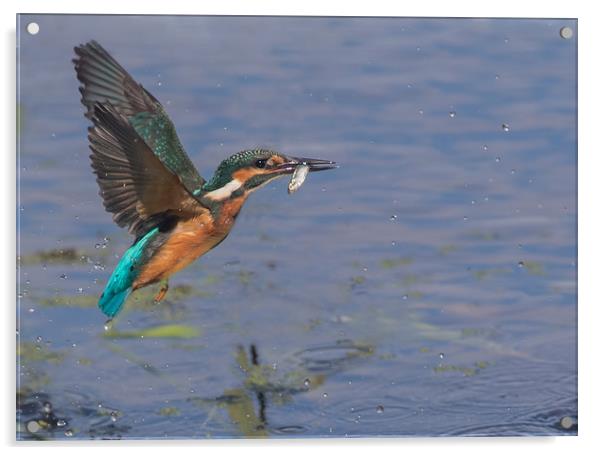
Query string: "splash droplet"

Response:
xmin=390 ymin=215 xmax=397 ymax=221
xmin=502 ymin=123 xmax=510 ymax=132
xmin=448 ymin=111 xmax=456 ymax=118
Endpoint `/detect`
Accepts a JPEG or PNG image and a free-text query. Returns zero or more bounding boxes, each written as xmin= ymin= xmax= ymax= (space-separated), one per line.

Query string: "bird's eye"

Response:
xmin=255 ymin=159 xmax=267 ymax=169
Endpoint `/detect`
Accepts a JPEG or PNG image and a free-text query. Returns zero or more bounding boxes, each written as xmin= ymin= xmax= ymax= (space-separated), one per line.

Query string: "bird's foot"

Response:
xmin=153 ymin=280 xmax=169 ymax=303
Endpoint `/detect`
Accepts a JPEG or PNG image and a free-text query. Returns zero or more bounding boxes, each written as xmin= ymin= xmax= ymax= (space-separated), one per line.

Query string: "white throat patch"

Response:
xmin=205 ymin=179 xmax=243 ymax=201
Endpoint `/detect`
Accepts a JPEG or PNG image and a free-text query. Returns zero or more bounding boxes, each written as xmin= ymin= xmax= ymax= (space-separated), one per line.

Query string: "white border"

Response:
xmin=3 ymin=1 xmax=600 ymax=454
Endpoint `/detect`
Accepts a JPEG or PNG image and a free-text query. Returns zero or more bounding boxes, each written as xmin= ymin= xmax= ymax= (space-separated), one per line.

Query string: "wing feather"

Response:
xmin=89 ymin=103 xmax=206 ymax=236
xmin=74 ymin=40 xmax=206 ymax=195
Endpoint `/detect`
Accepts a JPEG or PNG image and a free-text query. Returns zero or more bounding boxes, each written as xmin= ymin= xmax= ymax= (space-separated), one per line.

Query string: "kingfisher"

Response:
xmin=73 ymin=41 xmax=336 ymax=319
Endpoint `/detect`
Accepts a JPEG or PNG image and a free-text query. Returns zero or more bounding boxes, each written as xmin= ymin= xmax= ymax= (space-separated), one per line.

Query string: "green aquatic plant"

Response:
xmin=158 ymin=407 xmax=181 ymax=416
xmin=103 ymin=324 xmax=201 ymax=339
xmin=380 ymin=257 xmax=413 ymax=269
xmin=18 ymin=342 xmax=65 ymax=364
xmin=19 ymin=248 xmax=85 ymax=266
xmin=433 ymin=361 xmax=491 ymax=377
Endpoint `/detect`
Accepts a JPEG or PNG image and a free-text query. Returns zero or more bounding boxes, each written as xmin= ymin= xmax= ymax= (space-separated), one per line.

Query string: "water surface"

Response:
xmin=17 ymin=15 xmax=577 ymax=439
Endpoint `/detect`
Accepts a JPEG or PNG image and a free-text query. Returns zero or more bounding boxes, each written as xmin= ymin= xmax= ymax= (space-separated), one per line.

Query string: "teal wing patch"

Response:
xmin=74 ymin=40 xmax=206 ymax=195
xmin=129 ymin=111 xmax=205 ymax=195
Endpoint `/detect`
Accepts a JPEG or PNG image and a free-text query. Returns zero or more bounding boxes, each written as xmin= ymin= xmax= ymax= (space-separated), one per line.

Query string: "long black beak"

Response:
xmin=278 ymin=156 xmax=337 ymax=173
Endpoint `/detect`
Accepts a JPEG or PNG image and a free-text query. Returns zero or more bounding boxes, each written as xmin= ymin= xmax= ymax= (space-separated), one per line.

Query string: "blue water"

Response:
xmin=17 ymin=15 xmax=577 ymax=439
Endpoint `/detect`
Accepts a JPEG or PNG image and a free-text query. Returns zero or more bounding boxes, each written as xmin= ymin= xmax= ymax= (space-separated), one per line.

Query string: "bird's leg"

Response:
xmin=154 ymin=279 xmax=169 ymax=303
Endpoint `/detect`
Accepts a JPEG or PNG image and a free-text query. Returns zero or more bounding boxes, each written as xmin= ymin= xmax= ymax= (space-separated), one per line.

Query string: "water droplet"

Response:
xmin=36 ymin=336 xmax=42 ymax=343
xmin=157 ymin=81 xmax=162 ymax=86
xmin=110 ymin=411 xmax=118 ymax=422
xmin=502 ymin=123 xmax=510 ymax=132
xmin=389 ymin=214 xmax=397 ymax=221
xmin=495 ymin=74 xmax=500 ymax=80
xmin=322 ymin=392 xmax=328 ymax=398
xmin=518 ymin=261 xmax=524 ymax=268
xmin=402 ymin=294 xmax=408 ymax=300
xmin=418 ymin=109 xmax=424 ymax=115
xmin=471 ymin=200 xmax=476 ymax=205
xmin=463 ymin=216 xmax=468 ymax=221
xmin=59 ymin=273 xmax=67 ymax=279
xmin=94 ymin=237 xmax=110 ymax=249
xmin=495 ymin=156 xmax=501 ymax=163
xmin=376 ymin=405 xmax=384 ymax=414
xmin=511 ymin=169 xmax=516 ymax=174
xmin=304 ymin=378 xmax=311 ymax=387
xmin=28 ymin=308 xmax=35 ymax=313
xmin=482 ymin=145 xmax=488 ymax=151
xmin=56 ymin=419 xmax=67 ymax=427
xmin=43 ymin=402 xmax=52 ymax=414
xmin=448 ymin=111 xmax=456 ymax=118
xmin=64 ymin=430 xmax=73 ymax=437
xmin=504 ymin=38 xmax=509 ymax=44
xmin=439 ymin=352 xmax=445 ymax=359
xmin=391 ymin=241 xmax=397 ymax=246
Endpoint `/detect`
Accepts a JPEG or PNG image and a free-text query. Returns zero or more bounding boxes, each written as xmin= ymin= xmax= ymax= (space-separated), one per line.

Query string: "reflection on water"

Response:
xmin=17 ymin=15 xmax=576 ymax=439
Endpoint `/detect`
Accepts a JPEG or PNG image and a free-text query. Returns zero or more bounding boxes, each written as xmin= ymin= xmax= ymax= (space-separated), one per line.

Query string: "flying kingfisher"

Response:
xmin=73 ymin=41 xmax=336 ymax=319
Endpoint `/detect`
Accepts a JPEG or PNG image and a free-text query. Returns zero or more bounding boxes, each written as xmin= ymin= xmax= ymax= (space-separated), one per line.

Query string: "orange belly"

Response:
xmin=132 ymin=214 xmax=227 ymax=289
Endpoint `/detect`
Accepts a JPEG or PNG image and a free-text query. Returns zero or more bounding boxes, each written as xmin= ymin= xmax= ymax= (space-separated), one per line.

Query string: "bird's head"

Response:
xmin=201 ymin=149 xmax=335 ymax=202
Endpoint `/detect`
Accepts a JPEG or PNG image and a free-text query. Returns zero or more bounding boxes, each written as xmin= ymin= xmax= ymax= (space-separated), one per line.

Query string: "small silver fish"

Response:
xmin=288 ymin=164 xmax=310 ymax=194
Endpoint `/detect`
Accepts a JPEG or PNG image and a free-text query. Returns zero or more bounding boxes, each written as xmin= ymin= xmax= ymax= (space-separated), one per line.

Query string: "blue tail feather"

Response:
xmin=98 ymin=228 xmax=159 ymax=318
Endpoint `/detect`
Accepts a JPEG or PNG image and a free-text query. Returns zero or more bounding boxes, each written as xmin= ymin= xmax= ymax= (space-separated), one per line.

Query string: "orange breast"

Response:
xmin=132 ymin=196 xmax=250 ymax=289
xmin=133 ymin=213 xmax=226 ymax=289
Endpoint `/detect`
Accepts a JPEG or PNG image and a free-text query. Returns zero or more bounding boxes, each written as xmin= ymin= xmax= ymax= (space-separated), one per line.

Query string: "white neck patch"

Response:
xmin=204 ymin=179 xmax=243 ymax=201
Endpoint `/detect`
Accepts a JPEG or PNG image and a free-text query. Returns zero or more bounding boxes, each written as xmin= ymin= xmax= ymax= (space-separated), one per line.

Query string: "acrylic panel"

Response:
xmin=16 ymin=15 xmax=577 ymax=439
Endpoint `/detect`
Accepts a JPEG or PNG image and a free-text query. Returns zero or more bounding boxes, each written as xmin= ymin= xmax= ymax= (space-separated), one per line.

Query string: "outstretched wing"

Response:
xmin=89 ymin=103 xmax=206 ymax=237
xmin=74 ymin=40 xmax=206 ymax=195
